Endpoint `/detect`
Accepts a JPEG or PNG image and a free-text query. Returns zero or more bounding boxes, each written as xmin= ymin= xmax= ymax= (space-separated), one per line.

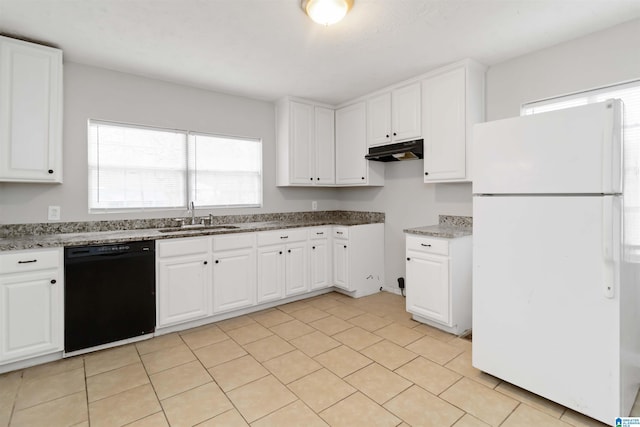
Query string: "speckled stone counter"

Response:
xmin=0 ymin=210 xmax=384 ymax=251
xmin=404 ymin=215 xmax=472 ymax=238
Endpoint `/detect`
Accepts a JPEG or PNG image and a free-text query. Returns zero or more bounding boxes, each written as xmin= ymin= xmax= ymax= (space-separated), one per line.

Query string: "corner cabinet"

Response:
xmin=0 ymin=248 xmax=64 ymax=364
xmin=335 ymin=102 xmax=384 ymax=186
xmin=332 ymin=224 xmax=384 ymax=298
xmin=276 ymin=98 xmax=335 ymax=186
xmin=0 ymin=36 xmax=63 ymax=183
xmin=422 ymin=60 xmax=485 ymax=183
xmin=405 ymin=234 xmax=472 ymax=335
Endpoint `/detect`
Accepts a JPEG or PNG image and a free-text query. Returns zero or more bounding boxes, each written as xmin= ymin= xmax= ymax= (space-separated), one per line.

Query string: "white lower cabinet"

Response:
xmin=332 ymin=224 xmax=384 ymax=297
xmin=257 ymin=229 xmax=308 ymax=302
xmin=156 ymin=237 xmax=211 ymax=327
xmin=309 ymin=227 xmax=331 ymax=291
xmin=212 ymin=234 xmax=256 ymax=313
xmin=154 ymin=223 xmax=385 ymax=331
xmin=405 ymin=234 xmax=472 ymax=335
xmin=0 ymin=248 xmax=63 ymax=364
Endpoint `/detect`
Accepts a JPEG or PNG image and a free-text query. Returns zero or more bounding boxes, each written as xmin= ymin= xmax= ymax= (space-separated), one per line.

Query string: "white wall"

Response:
xmin=486 ymin=18 xmax=640 ymax=120
xmin=0 ymin=62 xmax=338 ymax=223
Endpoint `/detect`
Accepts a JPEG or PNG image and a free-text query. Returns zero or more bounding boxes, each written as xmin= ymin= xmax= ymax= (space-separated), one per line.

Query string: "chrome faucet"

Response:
xmin=188 ymin=201 xmax=196 ymax=225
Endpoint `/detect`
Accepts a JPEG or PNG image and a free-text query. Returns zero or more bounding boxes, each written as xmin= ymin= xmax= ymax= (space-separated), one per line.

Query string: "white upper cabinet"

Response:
xmin=314 ymin=106 xmax=335 ymax=184
xmin=0 ymin=36 xmax=63 ymax=183
xmin=335 ymin=102 xmax=384 ymax=186
xmin=276 ymin=98 xmax=335 ymax=186
xmin=367 ymin=83 xmax=421 ymax=147
xmin=423 ymin=60 xmax=485 ymax=183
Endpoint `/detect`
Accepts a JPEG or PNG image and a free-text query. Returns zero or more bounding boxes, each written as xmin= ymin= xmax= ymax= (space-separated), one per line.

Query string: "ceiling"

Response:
xmin=1 ymin=0 xmax=640 ymax=105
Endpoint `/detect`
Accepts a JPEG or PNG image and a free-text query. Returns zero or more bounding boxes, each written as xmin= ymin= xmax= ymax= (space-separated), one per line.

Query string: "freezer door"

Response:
xmin=473 ymin=100 xmax=622 ymax=195
xmin=472 ymin=195 xmax=623 ymax=424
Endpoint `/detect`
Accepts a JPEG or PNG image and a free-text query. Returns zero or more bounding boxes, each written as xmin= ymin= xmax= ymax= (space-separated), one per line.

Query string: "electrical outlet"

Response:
xmin=312 ymin=201 xmax=318 ymax=211
xmin=48 ymin=205 xmax=61 ymax=221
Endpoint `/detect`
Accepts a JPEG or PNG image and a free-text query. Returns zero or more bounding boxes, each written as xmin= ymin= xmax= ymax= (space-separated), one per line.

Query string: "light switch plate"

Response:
xmin=312 ymin=201 xmax=318 ymax=211
xmin=48 ymin=205 xmax=61 ymax=221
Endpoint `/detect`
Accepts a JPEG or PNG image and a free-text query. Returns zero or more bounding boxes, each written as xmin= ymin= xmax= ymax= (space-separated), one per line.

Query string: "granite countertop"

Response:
xmin=404 ymin=215 xmax=472 ymax=238
xmin=0 ymin=211 xmax=384 ymax=251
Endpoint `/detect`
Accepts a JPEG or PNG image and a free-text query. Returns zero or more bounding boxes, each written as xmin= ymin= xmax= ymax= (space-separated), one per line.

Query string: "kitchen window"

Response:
xmin=522 ymin=80 xmax=640 ymax=262
xmin=88 ymin=120 xmax=262 ymax=212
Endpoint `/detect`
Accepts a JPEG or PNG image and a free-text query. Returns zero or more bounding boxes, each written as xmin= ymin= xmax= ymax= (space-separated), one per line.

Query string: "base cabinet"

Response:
xmin=257 ymin=229 xmax=308 ymax=302
xmin=309 ymin=227 xmax=331 ymax=291
xmin=405 ymin=234 xmax=472 ymax=335
xmin=332 ymin=224 xmax=384 ymax=297
xmin=212 ymin=234 xmax=257 ymax=314
xmin=156 ymin=238 xmax=211 ymax=327
xmin=0 ymin=248 xmax=63 ymax=364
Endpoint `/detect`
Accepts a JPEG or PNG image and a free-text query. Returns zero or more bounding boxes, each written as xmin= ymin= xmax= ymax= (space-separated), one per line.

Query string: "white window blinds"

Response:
xmin=88 ymin=120 xmax=262 ymax=212
xmin=522 ymin=80 xmax=640 ymax=262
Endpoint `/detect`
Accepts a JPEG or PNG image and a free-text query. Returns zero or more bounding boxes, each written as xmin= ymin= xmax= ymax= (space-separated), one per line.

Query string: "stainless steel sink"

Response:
xmin=158 ymin=225 xmax=240 ymax=233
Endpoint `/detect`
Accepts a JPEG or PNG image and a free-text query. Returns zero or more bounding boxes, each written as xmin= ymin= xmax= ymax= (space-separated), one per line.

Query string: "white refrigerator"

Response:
xmin=472 ymin=99 xmax=640 ymax=425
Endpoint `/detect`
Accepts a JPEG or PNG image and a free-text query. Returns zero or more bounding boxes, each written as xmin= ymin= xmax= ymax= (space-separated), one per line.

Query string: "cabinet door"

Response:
xmin=423 ymin=67 xmax=466 ymax=181
xmin=315 ymin=106 xmax=335 ymax=184
xmin=392 ymin=82 xmax=421 ymax=141
xmin=406 ymin=251 xmax=450 ymax=325
xmin=335 ymin=102 xmax=367 ymax=185
xmin=285 ymin=242 xmax=308 ymax=296
xmin=0 ymin=270 xmax=62 ymax=362
xmin=367 ymin=93 xmax=391 ymax=146
xmin=257 ymin=246 xmax=285 ymax=303
xmin=310 ymin=240 xmax=330 ymax=290
xmin=157 ymin=255 xmax=210 ymax=327
xmin=290 ymin=101 xmax=314 ymax=184
xmin=0 ymin=37 xmax=62 ymax=183
xmin=332 ymin=240 xmax=350 ymax=290
xmin=212 ymin=248 xmax=256 ymax=314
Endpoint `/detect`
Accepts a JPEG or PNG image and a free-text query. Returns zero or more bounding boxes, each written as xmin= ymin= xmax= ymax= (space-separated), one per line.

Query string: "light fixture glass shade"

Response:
xmin=302 ymin=0 xmax=353 ymax=26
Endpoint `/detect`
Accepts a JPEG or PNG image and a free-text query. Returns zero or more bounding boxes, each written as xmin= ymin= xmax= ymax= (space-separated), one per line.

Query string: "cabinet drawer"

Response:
xmin=157 ymin=237 xmax=209 ymax=258
xmin=213 ymin=233 xmax=255 ymax=251
xmin=406 ymin=235 xmax=449 ymax=256
xmin=258 ymin=229 xmax=307 ymax=246
xmin=333 ymin=226 xmax=349 ymax=239
xmin=0 ymin=248 xmax=61 ymax=274
xmin=309 ymin=227 xmax=330 ymax=240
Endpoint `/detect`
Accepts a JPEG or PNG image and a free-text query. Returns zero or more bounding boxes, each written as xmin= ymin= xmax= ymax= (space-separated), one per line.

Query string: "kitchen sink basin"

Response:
xmin=158 ymin=225 xmax=240 ymax=233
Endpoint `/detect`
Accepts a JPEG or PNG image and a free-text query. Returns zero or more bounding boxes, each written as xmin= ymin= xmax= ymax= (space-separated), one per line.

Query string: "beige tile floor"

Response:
xmin=1 ymin=291 xmax=638 ymax=427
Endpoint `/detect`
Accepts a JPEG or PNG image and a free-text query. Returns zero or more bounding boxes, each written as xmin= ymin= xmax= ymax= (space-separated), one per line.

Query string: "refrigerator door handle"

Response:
xmin=602 ymin=99 xmax=623 ymax=194
xmin=602 ymin=197 xmax=615 ymax=299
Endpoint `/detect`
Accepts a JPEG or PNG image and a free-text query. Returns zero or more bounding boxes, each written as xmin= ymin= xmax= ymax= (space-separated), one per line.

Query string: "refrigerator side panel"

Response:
xmin=472 ymin=100 xmax=622 ymax=195
xmin=472 ymin=196 xmax=621 ymax=424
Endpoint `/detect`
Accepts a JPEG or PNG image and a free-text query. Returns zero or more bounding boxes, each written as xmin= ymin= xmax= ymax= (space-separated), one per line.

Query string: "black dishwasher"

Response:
xmin=64 ymin=240 xmax=156 ymax=353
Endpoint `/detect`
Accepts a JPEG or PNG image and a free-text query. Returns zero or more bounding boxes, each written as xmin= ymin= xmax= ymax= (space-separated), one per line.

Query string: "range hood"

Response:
xmin=365 ymin=139 xmax=423 ymax=162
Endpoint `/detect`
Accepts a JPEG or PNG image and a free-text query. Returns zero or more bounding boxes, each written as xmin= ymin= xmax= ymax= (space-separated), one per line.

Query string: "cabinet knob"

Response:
xmin=50 ymin=279 xmax=57 ymax=284
xmin=287 ymin=249 xmax=291 ymax=253
xmin=48 ymin=169 xmax=54 ymax=174
xmin=344 ymin=245 xmax=347 ymax=248
xmin=310 ymin=177 xmax=313 ymax=181
xmin=361 ymin=177 xmax=365 ymax=180
xmin=279 ymin=251 xmax=283 ymax=255
xmin=425 ymin=172 xmax=429 ymax=176
xmin=204 ymin=261 xmax=208 ymax=265
xmin=215 ymin=260 xmax=219 ymax=264
xmin=406 ymin=257 xmax=410 ymax=261
xmin=317 ymin=177 xmax=320 ymax=180
xmin=393 ymin=132 xmax=397 ymax=136
xmin=312 ymin=246 xmax=316 ymax=249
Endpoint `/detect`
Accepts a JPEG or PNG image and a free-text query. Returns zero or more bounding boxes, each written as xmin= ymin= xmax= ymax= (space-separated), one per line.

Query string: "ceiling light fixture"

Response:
xmin=302 ymin=0 xmax=354 ymax=26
